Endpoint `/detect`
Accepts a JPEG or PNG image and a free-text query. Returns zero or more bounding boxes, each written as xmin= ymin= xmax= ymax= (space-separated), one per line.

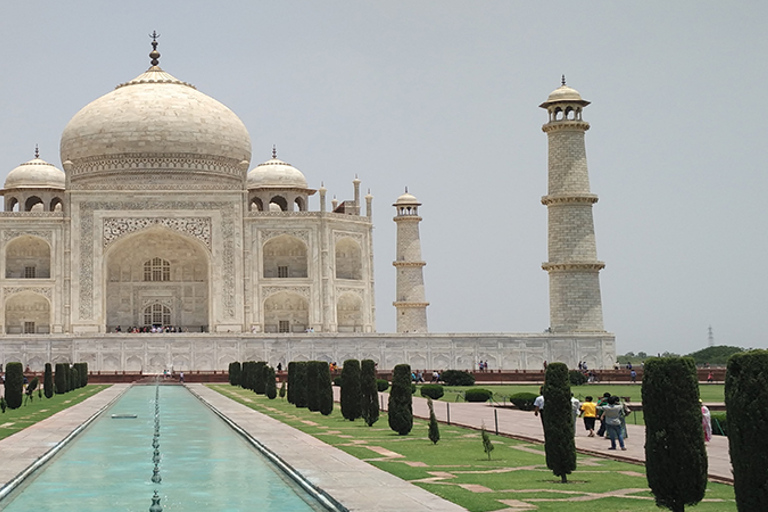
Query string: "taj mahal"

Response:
xmin=0 ymin=39 xmax=615 ymax=372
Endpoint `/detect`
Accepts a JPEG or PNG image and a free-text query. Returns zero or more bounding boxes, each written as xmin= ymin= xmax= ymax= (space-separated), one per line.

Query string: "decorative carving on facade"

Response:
xmin=540 ymin=194 xmax=598 ymax=206
xmin=260 ymin=286 xmax=311 ymax=301
xmin=68 ymin=153 xmax=246 ymax=178
xmin=260 ymin=229 xmax=310 ymax=245
xmin=333 ymin=231 xmax=364 ymax=244
xmin=2 ymin=230 xmax=53 ymax=243
xmin=79 ymin=200 xmax=237 ymax=320
xmin=541 ymin=262 xmax=606 ymax=272
xmin=336 ymin=287 xmax=364 ymax=299
xmin=103 ymin=217 xmax=212 ymax=249
xmin=3 ymin=286 xmax=53 ymax=300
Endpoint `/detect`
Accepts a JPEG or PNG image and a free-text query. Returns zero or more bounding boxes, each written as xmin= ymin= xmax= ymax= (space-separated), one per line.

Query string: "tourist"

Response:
xmin=579 ymin=396 xmax=597 ymax=437
xmin=701 ymin=400 xmax=712 ymax=442
xmin=596 ymin=392 xmax=611 ymax=437
xmin=179 ymin=371 xmax=184 ymax=383
xmin=601 ymin=396 xmax=626 ymax=450
xmin=570 ymin=394 xmax=581 ymax=436
xmin=630 ymin=369 xmax=637 ymax=383
xmin=533 ymin=387 xmax=545 ymax=427
xmin=276 ymin=362 xmax=282 ymax=372
xmin=707 ymin=371 xmax=714 ymax=383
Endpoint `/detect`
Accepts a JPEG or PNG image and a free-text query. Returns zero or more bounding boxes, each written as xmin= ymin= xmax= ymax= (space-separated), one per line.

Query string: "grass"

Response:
xmin=209 ymin=384 xmax=736 ymax=512
xmin=0 ymin=385 xmax=110 ymax=441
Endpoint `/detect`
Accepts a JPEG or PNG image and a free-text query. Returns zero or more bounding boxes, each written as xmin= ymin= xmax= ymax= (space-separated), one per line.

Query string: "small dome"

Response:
xmin=5 ymin=157 xmax=65 ymax=190
xmin=247 ymin=157 xmax=308 ymax=190
xmin=540 ymin=82 xmax=590 ymax=108
xmin=394 ymin=190 xmax=420 ymax=206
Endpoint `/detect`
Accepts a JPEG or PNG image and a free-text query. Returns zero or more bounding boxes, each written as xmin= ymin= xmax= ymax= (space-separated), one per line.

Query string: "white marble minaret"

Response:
xmin=393 ymin=189 xmax=429 ymax=333
xmin=540 ymin=78 xmax=605 ymax=332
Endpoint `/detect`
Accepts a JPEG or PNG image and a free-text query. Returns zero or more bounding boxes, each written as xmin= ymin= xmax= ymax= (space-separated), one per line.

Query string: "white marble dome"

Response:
xmin=60 ymin=64 xmax=251 ymax=188
xmin=394 ymin=190 xmax=420 ymax=205
xmin=4 ymin=156 xmax=65 ymax=190
xmin=247 ymin=157 xmax=308 ymax=190
xmin=540 ymin=81 xmax=590 ymax=108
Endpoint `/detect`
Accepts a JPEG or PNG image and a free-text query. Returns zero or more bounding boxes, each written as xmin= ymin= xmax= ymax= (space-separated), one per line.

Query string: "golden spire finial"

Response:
xmin=149 ymin=31 xmax=161 ymax=67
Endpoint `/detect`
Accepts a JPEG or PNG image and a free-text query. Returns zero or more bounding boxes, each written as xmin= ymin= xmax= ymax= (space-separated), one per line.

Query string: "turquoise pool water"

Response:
xmin=0 ymin=385 xmax=327 ymax=511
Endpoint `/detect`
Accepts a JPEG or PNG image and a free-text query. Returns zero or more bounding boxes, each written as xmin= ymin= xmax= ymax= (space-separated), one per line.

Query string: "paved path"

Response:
xmin=385 ymin=392 xmax=733 ymax=483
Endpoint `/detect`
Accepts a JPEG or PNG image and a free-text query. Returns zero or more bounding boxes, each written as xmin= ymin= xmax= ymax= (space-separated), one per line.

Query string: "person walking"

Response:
xmin=701 ymin=400 xmax=712 ymax=442
xmin=533 ymin=388 xmax=545 ymax=427
xmin=596 ymin=392 xmax=611 ymax=437
xmin=570 ymin=394 xmax=581 ymax=436
xmin=601 ymin=396 xmax=626 ymax=450
xmin=579 ymin=396 xmax=597 ymax=437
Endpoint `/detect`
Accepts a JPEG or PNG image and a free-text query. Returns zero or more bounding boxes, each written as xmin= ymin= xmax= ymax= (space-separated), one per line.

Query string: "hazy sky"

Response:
xmin=0 ymin=2 xmax=765 ymax=356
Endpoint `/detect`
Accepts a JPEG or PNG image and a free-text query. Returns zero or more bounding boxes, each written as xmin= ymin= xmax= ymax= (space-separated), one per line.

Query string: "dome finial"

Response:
xmin=149 ymin=31 xmax=161 ymax=67
xmin=34 ymin=144 xmax=39 ymax=159
xmin=272 ymin=145 xmax=277 ymax=159
xmin=405 ymin=186 xmax=408 ymax=193
xmin=561 ymin=75 xmax=566 ymax=86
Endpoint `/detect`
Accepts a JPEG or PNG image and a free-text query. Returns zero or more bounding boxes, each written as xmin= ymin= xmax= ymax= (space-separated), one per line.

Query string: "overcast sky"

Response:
xmin=0 ymin=2 xmax=765 ymax=356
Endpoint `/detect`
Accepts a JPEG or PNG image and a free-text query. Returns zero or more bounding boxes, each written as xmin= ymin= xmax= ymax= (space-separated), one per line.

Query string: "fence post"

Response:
xmin=446 ymin=402 xmax=450 ymax=426
xmin=494 ymin=409 xmax=499 ymax=435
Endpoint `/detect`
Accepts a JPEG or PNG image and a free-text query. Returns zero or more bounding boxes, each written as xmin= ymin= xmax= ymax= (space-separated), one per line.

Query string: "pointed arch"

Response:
xmin=4 ymin=291 xmax=50 ymax=334
xmin=5 ymin=235 xmax=51 ymax=278
xmin=263 ymin=291 xmax=309 ymax=333
xmin=262 ymin=235 xmax=308 ymax=278
xmin=335 ymin=237 xmax=362 ymax=280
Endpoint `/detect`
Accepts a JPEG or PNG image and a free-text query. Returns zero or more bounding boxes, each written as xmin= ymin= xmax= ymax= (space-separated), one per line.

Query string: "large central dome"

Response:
xmin=60 ymin=46 xmax=251 ymax=190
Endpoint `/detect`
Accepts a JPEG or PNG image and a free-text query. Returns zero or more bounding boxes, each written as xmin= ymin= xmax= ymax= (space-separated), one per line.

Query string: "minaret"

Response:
xmin=540 ymin=77 xmax=605 ymax=332
xmin=393 ymin=189 xmax=428 ymax=333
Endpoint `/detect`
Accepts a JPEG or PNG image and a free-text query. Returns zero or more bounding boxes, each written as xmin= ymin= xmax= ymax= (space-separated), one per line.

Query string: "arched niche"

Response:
xmin=262 ymin=235 xmax=308 ymax=278
xmin=5 ymin=235 xmax=51 ymax=278
xmin=269 ymin=195 xmax=288 ymax=212
xmin=250 ymin=197 xmax=264 ymax=212
xmin=50 ymin=197 xmax=63 ymax=212
xmin=5 ymin=197 xmax=19 ymax=212
xmin=4 ymin=291 xmax=50 ymax=334
xmin=105 ymin=228 xmax=210 ymax=331
xmin=336 ymin=293 xmax=363 ymax=332
xmin=335 ymin=237 xmax=362 ymax=280
xmin=263 ymin=291 xmax=309 ymax=333
xmin=24 ymin=196 xmax=44 ymax=212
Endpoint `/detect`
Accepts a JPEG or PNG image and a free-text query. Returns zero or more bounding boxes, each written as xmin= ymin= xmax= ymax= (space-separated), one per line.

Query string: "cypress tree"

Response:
xmin=241 ymin=361 xmax=256 ymax=391
xmin=81 ymin=362 xmax=89 ymax=387
xmin=542 ymin=362 xmax=576 ymax=483
xmin=360 ymin=359 xmax=380 ymax=426
xmin=71 ymin=366 xmax=80 ymax=391
xmin=317 ymin=362 xmax=334 ymax=415
xmin=340 ymin=359 xmax=362 ymax=421
xmin=228 ymin=362 xmax=241 ymax=386
xmin=642 ymin=357 xmax=707 ymax=512
xmin=387 ymin=364 xmax=413 ymax=435
xmin=252 ymin=361 xmax=266 ymax=394
xmin=726 ymin=349 xmax=768 ymax=510
xmin=43 ymin=363 xmax=54 ymax=398
xmin=293 ymin=362 xmax=308 ymax=408
xmin=4 ymin=362 xmax=24 ymax=409
xmin=286 ymin=362 xmax=297 ymax=404
xmin=427 ymin=397 xmax=440 ymax=444
xmin=54 ymin=363 xmax=67 ymax=394
xmin=265 ymin=365 xmax=277 ymax=399
xmin=306 ymin=361 xmax=321 ymax=412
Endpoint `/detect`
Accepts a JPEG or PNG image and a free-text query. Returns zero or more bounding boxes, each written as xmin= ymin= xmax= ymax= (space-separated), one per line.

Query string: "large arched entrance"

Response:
xmin=104 ymin=228 xmax=210 ymax=331
xmin=5 ymin=291 xmax=50 ymax=334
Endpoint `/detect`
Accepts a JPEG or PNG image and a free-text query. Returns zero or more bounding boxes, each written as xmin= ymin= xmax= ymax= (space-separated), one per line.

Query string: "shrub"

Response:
xmin=642 ymin=357 xmax=707 ymax=512
xmin=78 ymin=362 xmax=88 ymax=388
xmin=286 ymin=362 xmax=297 ymax=404
xmin=427 ymin=397 xmax=440 ymax=444
xmin=420 ymin=384 xmax=444 ymax=400
xmin=71 ymin=366 xmax=80 ymax=391
xmin=240 ymin=361 xmax=254 ymax=391
xmin=54 ymin=363 xmax=68 ymax=394
xmin=305 ymin=361 xmax=321 ymax=412
xmin=543 ymin=362 xmax=576 ymax=483
xmin=317 ymin=362 xmax=334 ymax=416
xmin=254 ymin=361 xmax=267 ymax=395
xmin=0 ymin=397 xmax=6 ymax=413
xmin=4 ymin=362 xmax=24 ymax=409
xmin=464 ymin=388 xmax=493 ymax=402
xmin=441 ymin=370 xmax=475 ymax=386
xmin=25 ymin=377 xmax=39 ymax=404
xmin=228 ymin=362 xmax=241 ymax=386
xmin=43 ymin=363 xmax=54 ymax=398
xmin=340 ymin=359 xmax=362 ymax=421
xmin=279 ymin=380 xmax=286 ymax=399
xmin=710 ymin=412 xmax=727 ymax=436
xmin=388 ymin=364 xmax=413 ymax=435
xmin=376 ymin=379 xmax=389 ymax=392
xmin=509 ymin=392 xmax=538 ymax=411
xmin=361 ymin=359 xmax=379 ymax=427
xmin=265 ymin=365 xmax=277 ymax=400
xmin=726 ymin=349 xmax=768 ymax=510
xmin=569 ymin=369 xmax=587 ymax=386
xmin=481 ymin=424 xmax=494 ymax=460
xmin=293 ymin=361 xmax=308 ymax=408
xmin=333 ymin=376 xmax=342 ymax=387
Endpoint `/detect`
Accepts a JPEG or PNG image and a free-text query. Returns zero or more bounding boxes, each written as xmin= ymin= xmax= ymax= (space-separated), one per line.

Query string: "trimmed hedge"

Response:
xmin=464 ymin=388 xmax=493 ymax=403
xmin=305 ymin=361 xmax=321 ymax=412
xmin=376 ymin=379 xmax=389 ymax=392
xmin=509 ymin=392 xmax=538 ymax=411
xmin=43 ymin=363 xmax=54 ymax=399
xmin=54 ymin=363 xmax=68 ymax=394
xmin=441 ymin=370 xmax=475 ymax=386
xmin=340 ymin=359 xmax=362 ymax=421
xmin=361 ymin=359 xmax=379 ymax=427
xmin=286 ymin=362 xmax=297 ymax=404
xmin=254 ymin=361 xmax=267 ymax=395
xmin=317 ymin=362 xmax=334 ymax=416
xmin=265 ymin=365 xmax=277 ymax=399
xmin=293 ymin=362 xmax=308 ymax=408
xmin=228 ymin=362 xmax=241 ymax=386
xmin=388 ymin=364 xmax=413 ymax=435
xmin=420 ymin=384 xmax=444 ymax=400
xmin=569 ymin=369 xmax=587 ymax=386
xmin=4 ymin=362 xmax=24 ymax=409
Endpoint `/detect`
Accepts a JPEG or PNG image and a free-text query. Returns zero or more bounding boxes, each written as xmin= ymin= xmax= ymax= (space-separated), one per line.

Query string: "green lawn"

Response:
xmin=209 ymin=384 xmax=735 ymax=512
xmin=0 ymin=385 xmax=110 ymax=440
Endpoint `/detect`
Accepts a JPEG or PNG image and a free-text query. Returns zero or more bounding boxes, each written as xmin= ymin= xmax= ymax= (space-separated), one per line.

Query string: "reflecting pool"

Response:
xmin=0 ymin=385 xmax=327 ymax=511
